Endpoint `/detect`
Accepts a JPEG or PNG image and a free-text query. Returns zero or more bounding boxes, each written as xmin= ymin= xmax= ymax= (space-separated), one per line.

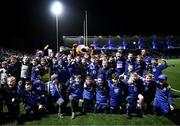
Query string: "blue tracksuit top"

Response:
xmin=87 ymin=63 xmax=99 ymax=79
xmin=115 ymin=60 xmax=125 ymax=75
xmin=154 ymin=83 xmax=173 ymax=105
xmin=126 ymin=83 xmax=139 ymax=98
xmin=67 ymin=63 xmax=81 ymax=76
xmin=33 ymin=80 xmax=45 ymax=94
xmin=143 ymin=56 xmax=152 ymax=62
xmin=125 ymin=59 xmax=135 ymax=72
xmin=50 ymin=64 xmax=58 ymax=75
xmin=31 ymin=65 xmax=38 ymax=82
xmin=49 ymin=82 xmax=62 ymax=98
xmin=108 ymin=80 xmax=127 ymax=106
xmin=98 ymin=67 xmax=114 ymax=79
xmin=152 ymin=64 xmax=167 ymax=81
xmin=83 ymin=83 xmax=95 ymax=100
xmin=69 ymin=83 xmax=83 ymax=100
xmin=18 ymin=85 xmax=40 ymax=105
xmin=66 ymin=61 xmax=76 ymax=76
xmin=57 ymin=65 xmax=69 ymax=83
xmin=135 ymin=61 xmax=146 ymax=76
xmin=128 ymin=79 xmax=144 ymax=96
xmin=95 ymin=82 xmax=109 ymax=103
xmin=17 ymin=85 xmax=25 ymax=96
xmin=108 ymin=80 xmax=125 ymax=100
xmin=23 ymin=90 xmax=38 ymax=106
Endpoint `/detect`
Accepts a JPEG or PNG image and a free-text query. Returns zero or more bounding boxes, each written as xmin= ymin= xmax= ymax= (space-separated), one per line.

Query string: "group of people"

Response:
xmin=0 ymin=45 xmax=174 ymax=124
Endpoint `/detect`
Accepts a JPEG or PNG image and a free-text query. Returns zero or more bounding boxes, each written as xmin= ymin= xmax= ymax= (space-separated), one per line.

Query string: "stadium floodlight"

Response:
xmin=51 ymin=1 xmax=63 ymax=52
xmin=51 ymin=1 xmax=62 ymax=15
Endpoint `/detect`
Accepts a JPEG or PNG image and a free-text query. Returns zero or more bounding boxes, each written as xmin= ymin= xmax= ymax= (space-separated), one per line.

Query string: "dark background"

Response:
xmin=0 ymin=0 xmax=179 ymax=52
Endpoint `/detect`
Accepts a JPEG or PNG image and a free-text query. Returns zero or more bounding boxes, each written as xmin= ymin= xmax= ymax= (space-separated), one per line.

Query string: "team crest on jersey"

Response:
xmin=152 ymin=68 xmax=157 ymax=72
xmin=90 ymin=65 xmax=95 ymax=69
xmin=117 ymin=63 xmax=123 ymax=68
xmin=92 ymin=70 xmax=96 ymax=74
xmin=114 ymin=88 xmax=119 ymax=93
xmin=163 ymin=87 xmax=167 ymax=91
xmin=134 ymin=87 xmax=137 ymax=92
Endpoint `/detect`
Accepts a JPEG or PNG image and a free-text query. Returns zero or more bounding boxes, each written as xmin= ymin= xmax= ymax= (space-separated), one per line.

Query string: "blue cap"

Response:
xmin=97 ymin=74 xmax=105 ymax=79
xmin=158 ymin=74 xmax=167 ymax=81
xmin=145 ymin=57 xmax=151 ymax=63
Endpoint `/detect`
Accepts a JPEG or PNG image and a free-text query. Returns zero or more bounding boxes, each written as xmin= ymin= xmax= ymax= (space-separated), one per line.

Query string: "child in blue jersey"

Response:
xmin=125 ymin=53 xmax=135 ymax=72
xmin=135 ymin=55 xmax=146 ymax=77
xmin=66 ymin=54 xmax=76 ymax=76
xmin=108 ymin=56 xmax=116 ymax=69
xmin=142 ymin=73 xmax=157 ymax=113
xmin=31 ymin=59 xmax=39 ymax=82
xmin=32 ymin=76 xmax=45 ymax=95
xmin=65 ymin=76 xmax=75 ymax=90
xmin=115 ymin=51 xmax=126 ymax=75
xmin=73 ymin=56 xmax=82 ymax=75
xmin=46 ymin=74 xmax=65 ymax=118
xmin=141 ymin=49 xmax=151 ymax=62
xmin=151 ymin=58 xmax=167 ymax=81
xmin=153 ymin=74 xmax=174 ymax=115
xmin=108 ymin=73 xmax=126 ymax=114
xmin=94 ymin=74 xmax=109 ymax=113
xmin=32 ymin=76 xmax=47 ymax=111
xmin=67 ymin=75 xmax=83 ymax=119
xmin=125 ymin=73 xmax=144 ymax=118
xmin=22 ymin=81 xmax=43 ymax=120
xmin=57 ymin=59 xmax=69 ymax=83
xmin=98 ymin=60 xmax=114 ymax=80
xmin=50 ymin=57 xmax=58 ymax=75
xmin=82 ymin=76 xmax=95 ymax=113
xmin=87 ymin=57 xmax=99 ymax=79
xmin=79 ymin=57 xmax=88 ymax=80
xmin=120 ymin=64 xmax=135 ymax=81
xmin=143 ymin=57 xmax=152 ymax=77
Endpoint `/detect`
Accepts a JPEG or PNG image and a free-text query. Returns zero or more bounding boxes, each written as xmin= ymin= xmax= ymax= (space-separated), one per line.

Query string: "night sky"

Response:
xmin=0 ymin=0 xmax=179 ymax=51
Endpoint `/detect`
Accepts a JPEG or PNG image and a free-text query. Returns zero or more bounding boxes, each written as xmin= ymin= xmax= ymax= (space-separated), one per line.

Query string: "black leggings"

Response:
xmin=82 ymin=99 xmax=94 ymax=112
xmin=70 ymin=99 xmax=79 ymax=113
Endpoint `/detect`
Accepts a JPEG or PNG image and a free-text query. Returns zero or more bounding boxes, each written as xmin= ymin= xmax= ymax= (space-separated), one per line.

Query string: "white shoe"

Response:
xmin=58 ymin=113 xmax=64 ymax=118
xmin=71 ymin=112 xmax=75 ymax=119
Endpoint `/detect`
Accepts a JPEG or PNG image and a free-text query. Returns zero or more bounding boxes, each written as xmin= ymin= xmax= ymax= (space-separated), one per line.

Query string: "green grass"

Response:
xmin=163 ymin=59 xmax=180 ymax=90
xmin=4 ymin=59 xmax=180 ymax=125
xmin=22 ymin=113 xmax=175 ymax=125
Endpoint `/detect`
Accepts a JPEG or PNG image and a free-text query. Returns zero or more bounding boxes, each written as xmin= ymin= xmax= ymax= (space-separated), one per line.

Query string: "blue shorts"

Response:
xmin=95 ymin=101 xmax=108 ymax=110
xmin=110 ymin=98 xmax=121 ymax=107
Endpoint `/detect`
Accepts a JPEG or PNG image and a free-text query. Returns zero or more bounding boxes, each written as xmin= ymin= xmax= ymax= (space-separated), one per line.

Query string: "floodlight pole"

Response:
xmin=51 ymin=1 xmax=62 ymax=53
xmin=85 ymin=11 xmax=88 ymax=46
xmin=83 ymin=20 xmax=86 ymax=45
xmin=56 ymin=14 xmax=59 ymax=53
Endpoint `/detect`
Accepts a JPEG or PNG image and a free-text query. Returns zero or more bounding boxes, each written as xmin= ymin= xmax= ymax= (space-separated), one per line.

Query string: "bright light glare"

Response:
xmin=51 ymin=1 xmax=62 ymax=15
